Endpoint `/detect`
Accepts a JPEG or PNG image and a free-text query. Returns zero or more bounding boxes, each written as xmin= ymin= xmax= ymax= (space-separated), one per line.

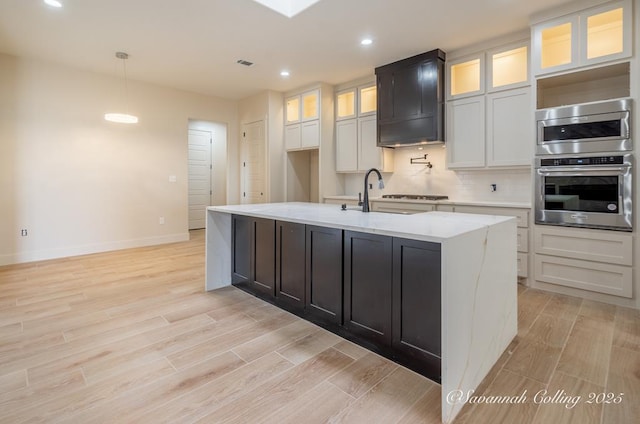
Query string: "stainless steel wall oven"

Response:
xmin=535 ymin=154 xmax=633 ymax=231
xmin=536 ymin=98 xmax=632 ymax=155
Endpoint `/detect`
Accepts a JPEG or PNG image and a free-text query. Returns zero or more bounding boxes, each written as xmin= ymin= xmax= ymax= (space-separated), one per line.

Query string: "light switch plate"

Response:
xmin=169 ymin=175 xmax=177 ymax=183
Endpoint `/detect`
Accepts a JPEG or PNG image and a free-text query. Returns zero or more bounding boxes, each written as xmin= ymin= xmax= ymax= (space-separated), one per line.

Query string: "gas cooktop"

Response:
xmin=382 ymin=194 xmax=449 ymax=201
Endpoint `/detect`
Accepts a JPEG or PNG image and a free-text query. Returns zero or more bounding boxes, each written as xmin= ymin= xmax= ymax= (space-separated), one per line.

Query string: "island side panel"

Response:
xmin=440 ymin=218 xmax=518 ymax=424
xmin=205 ymin=209 xmax=232 ymax=291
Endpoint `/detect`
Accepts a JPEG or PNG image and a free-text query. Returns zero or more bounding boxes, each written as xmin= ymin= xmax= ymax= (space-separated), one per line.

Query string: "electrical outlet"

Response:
xmin=20 ymin=229 xmax=28 ymax=237
xmin=159 ymin=217 xmax=165 ymax=225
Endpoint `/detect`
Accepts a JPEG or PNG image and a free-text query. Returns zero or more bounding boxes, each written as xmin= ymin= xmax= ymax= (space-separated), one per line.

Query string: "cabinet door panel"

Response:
xmin=253 ymin=218 xmax=275 ymax=296
xmin=358 ymin=116 xmax=380 ymax=171
xmin=232 ymin=215 xmax=252 ymax=284
xmin=306 ymin=226 xmax=343 ymax=324
xmin=377 ymin=73 xmax=394 ymax=122
xmin=446 ymin=97 xmax=485 ymax=168
xmin=336 ymin=120 xmax=358 ymax=172
xmin=301 ymin=121 xmax=320 ymax=148
xmin=285 ymin=125 xmax=301 ymax=150
xmin=393 ymin=64 xmax=422 ymax=119
xmin=276 ymin=221 xmax=306 ymax=310
xmin=486 ymin=87 xmax=532 ymax=167
xmin=344 ymin=231 xmax=392 ymax=346
xmin=393 ymin=238 xmax=441 ymax=361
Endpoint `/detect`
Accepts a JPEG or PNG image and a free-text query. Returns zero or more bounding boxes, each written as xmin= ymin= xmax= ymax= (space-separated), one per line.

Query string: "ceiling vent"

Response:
xmin=236 ymin=59 xmax=254 ymax=67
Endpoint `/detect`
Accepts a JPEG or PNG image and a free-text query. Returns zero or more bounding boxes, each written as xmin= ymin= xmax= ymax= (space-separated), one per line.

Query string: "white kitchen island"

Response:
xmin=205 ymin=202 xmax=517 ymax=424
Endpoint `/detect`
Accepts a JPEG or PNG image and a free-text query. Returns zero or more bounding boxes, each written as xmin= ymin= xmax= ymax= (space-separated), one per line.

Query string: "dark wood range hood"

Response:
xmin=375 ymin=49 xmax=446 ymax=147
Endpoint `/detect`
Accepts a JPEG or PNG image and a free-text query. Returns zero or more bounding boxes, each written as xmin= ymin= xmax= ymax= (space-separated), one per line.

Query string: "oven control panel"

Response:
xmin=539 ymin=156 xmax=624 ymax=166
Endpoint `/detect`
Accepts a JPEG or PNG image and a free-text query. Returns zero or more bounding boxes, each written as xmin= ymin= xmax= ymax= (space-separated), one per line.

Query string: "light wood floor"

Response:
xmin=0 ymin=230 xmax=638 ymax=424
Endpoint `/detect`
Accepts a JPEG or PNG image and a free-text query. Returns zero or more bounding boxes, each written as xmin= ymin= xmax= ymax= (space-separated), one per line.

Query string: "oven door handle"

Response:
xmin=536 ymin=165 xmax=630 ymax=174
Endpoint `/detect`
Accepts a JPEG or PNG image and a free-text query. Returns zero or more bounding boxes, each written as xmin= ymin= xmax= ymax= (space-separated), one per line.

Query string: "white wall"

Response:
xmin=0 ymin=53 xmax=239 ymax=265
xmin=238 ymin=90 xmax=285 ymax=203
xmin=344 ymin=144 xmax=532 ymax=203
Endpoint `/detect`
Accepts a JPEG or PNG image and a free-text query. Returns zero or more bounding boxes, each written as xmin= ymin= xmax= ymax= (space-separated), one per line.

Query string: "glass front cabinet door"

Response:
xmin=488 ymin=43 xmax=529 ymax=91
xmin=533 ymin=0 xmax=631 ymax=75
xmin=336 ymin=89 xmax=356 ymax=121
xmin=447 ymin=55 xmax=484 ymax=99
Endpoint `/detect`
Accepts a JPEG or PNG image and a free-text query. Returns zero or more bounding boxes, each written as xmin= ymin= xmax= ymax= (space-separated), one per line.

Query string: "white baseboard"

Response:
xmin=0 ymin=233 xmax=190 ymax=266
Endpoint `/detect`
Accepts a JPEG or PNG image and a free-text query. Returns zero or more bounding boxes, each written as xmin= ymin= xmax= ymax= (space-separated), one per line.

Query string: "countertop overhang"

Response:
xmin=208 ymin=202 xmax=515 ymax=243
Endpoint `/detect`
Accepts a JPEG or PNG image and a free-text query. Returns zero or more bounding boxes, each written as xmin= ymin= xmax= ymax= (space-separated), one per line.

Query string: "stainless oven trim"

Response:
xmin=534 ymin=154 xmax=633 ymax=231
xmin=535 ymin=98 xmax=632 ymax=155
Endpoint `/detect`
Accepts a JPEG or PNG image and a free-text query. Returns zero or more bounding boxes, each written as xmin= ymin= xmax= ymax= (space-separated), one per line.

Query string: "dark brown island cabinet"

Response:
xmin=231 ymin=215 xmax=442 ymax=381
xmin=231 ymin=215 xmax=275 ymax=296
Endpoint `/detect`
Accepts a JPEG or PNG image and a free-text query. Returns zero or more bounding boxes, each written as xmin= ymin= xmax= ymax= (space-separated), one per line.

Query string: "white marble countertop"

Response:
xmin=323 ymin=195 xmax=531 ymax=209
xmin=209 ymin=202 xmax=514 ymax=243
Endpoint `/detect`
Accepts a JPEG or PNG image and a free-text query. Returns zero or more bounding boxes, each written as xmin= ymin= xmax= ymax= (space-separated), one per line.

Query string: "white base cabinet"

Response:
xmin=533 ymin=225 xmax=633 ymax=298
xmin=370 ymin=201 xmax=436 ymax=214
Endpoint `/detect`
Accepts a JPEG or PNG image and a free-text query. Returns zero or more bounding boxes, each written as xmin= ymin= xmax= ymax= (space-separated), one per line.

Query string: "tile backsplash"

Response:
xmin=343 ymin=144 xmax=532 ymax=204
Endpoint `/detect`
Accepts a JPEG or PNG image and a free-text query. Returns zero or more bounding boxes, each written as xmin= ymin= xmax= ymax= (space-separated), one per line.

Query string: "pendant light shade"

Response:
xmin=105 ymin=52 xmax=139 ymax=124
xmin=104 ymin=113 xmax=139 ymax=124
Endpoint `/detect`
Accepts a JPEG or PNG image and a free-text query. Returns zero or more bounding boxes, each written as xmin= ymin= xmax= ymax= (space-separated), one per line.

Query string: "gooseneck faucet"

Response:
xmin=362 ymin=168 xmax=385 ymax=212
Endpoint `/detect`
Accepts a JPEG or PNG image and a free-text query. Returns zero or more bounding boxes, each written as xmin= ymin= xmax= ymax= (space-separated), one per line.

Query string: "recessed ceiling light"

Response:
xmin=280 ymin=70 xmax=290 ymax=77
xmin=361 ymin=38 xmax=373 ymax=46
xmin=43 ymin=0 xmax=63 ymax=7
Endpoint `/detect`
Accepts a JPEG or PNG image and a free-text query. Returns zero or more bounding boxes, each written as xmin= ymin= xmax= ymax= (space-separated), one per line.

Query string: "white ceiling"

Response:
xmin=0 ymin=0 xmax=576 ymax=100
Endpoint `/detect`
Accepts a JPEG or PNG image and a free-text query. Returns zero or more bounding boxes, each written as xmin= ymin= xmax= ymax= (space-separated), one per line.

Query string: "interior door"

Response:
xmin=241 ymin=120 xmax=267 ymax=204
xmin=188 ymin=129 xmax=212 ymax=229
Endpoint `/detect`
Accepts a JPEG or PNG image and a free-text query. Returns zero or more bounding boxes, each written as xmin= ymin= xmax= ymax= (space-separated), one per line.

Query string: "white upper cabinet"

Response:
xmin=301 ymin=89 xmax=320 ymax=121
xmin=358 ymin=85 xmax=377 ymax=117
xmin=532 ymin=0 xmax=631 ymax=76
xmin=447 ymin=54 xmax=485 ymax=100
xmin=285 ymin=88 xmax=321 ymax=150
xmin=446 ymin=40 xmax=532 ymax=169
xmin=486 ymin=87 xmax=532 ymax=167
xmin=335 ymin=120 xmax=358 ymax=171
xmin=488 ymin=43 xmax=529 ymax=91
xmin=334 ymin=82 xmax=393 ymax=173
xmin=336 ymin=88 xmax=356 ymax=121
xmin=358 ymin=115 xmax=393 ymax=172
xmin=446 ymin=96 xmax=486 ymax=168
xmin=285 ymin=96 xmax=301 ymax=124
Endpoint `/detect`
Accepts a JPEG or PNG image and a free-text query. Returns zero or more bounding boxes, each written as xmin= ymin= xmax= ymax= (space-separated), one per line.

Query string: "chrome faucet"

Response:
xmin=362 ymin=168 xmax=384 ymax=212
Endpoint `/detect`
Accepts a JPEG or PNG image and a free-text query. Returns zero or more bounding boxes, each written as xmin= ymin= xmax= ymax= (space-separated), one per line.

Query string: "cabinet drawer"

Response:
xmin=517 ymin=228 xmax=528 ymax=253
xmin=453 ymin=206 xmax=529 ymax=228
xmin=436 ymin=204 xmax=455 ymax=212
xmin=324 ymin=198 xmax=360 ymax=206
xmin=371 ymin=202 xmax=436 ymax=214
xmin=534 ymin=254 xmax=632 ymax=298
xmin=517 ymin=252 xmax=528 ymax=278
xmin=534 ymin=226 xmax=632 ymax=266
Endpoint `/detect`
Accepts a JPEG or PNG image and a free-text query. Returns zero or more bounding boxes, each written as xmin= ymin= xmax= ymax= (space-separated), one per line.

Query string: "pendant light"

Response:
xmin=105 ymin=52 xmax=139 ymax=124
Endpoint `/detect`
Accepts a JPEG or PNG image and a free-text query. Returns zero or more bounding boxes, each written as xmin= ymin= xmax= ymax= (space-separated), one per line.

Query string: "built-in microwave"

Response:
xmin=536 ymin=98 xmax=632 ymax=155
xmin=535 ymin=154 xmax=633 ymax=231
